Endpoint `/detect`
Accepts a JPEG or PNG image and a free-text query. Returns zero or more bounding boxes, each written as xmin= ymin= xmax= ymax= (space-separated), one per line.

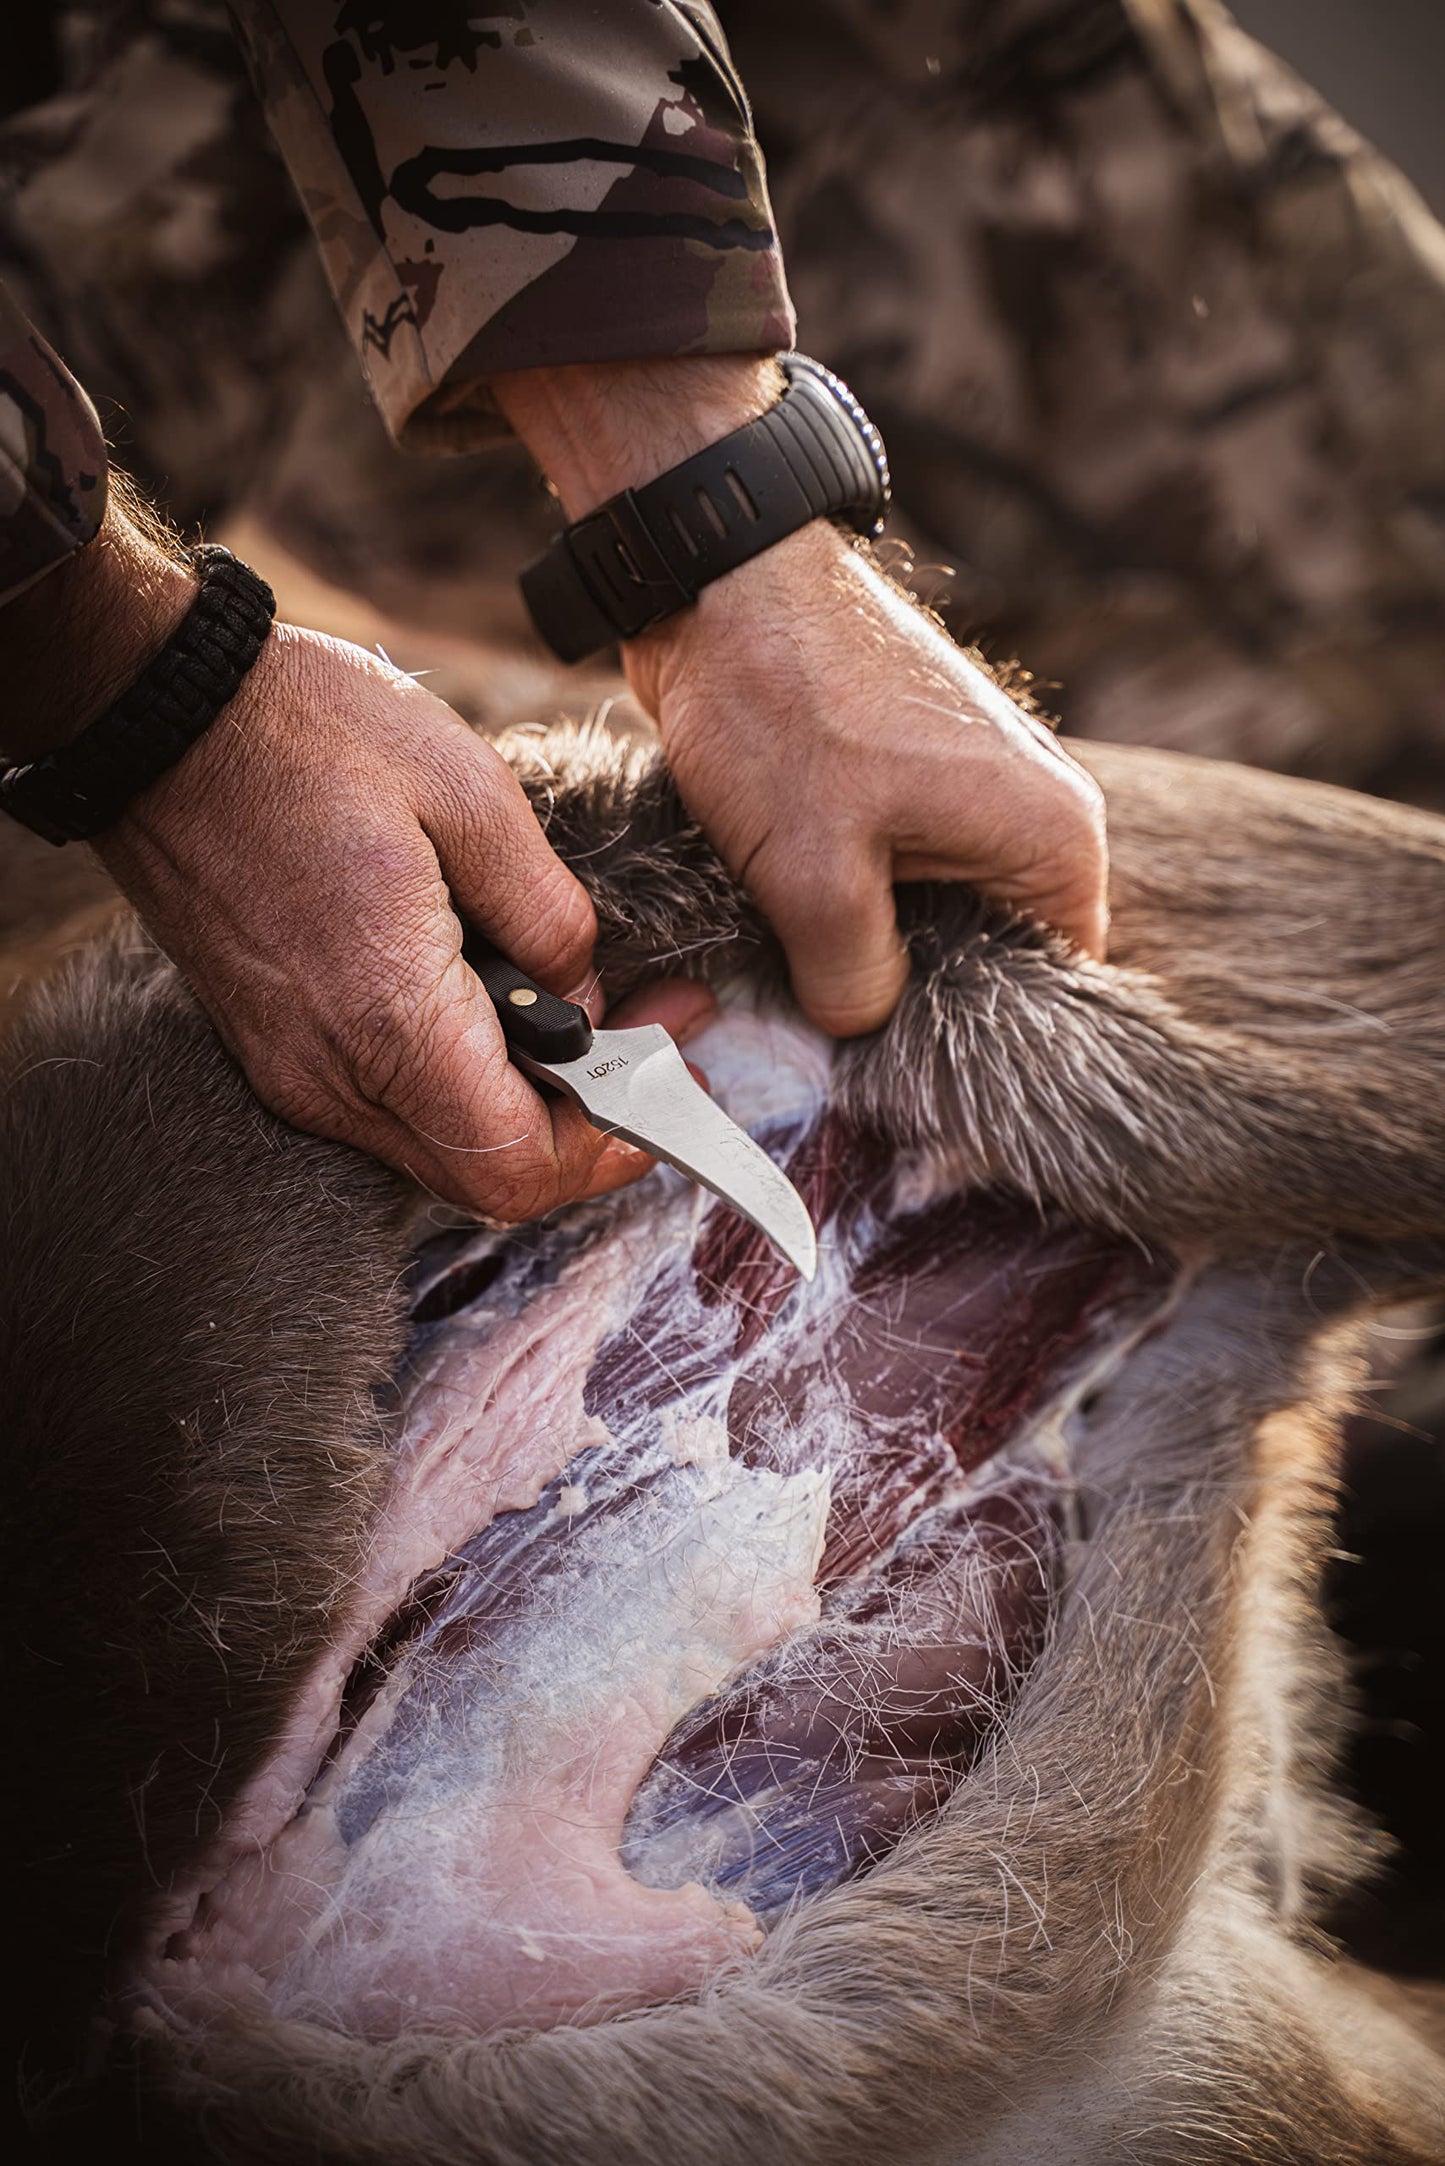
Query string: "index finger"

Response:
xmin=343 ymin=954 xmax=650 ymax=1220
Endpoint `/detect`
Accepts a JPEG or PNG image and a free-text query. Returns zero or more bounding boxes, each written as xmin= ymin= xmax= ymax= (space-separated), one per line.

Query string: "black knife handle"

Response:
xmin=462 ymin=930 xmax=595 ymax=1064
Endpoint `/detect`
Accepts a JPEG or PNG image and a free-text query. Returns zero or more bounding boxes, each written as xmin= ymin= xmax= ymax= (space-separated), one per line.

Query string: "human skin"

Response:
xmin=492 ymin=356 xmax=1109 ymax=1037
xmin=0 ymin=356 xmax=1107 ymax=1219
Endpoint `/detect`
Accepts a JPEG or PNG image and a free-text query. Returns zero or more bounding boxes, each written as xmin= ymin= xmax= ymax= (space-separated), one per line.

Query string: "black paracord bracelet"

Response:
xmin=0 ymin=544 xmax=276 ymax=845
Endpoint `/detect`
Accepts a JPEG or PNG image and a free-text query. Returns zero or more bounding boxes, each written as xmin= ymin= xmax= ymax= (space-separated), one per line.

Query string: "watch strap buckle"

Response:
xmin=521 ymin=490 xmax=694 ymax=663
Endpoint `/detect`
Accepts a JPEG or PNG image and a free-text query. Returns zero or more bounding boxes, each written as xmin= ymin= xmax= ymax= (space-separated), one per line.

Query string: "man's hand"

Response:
xmin=1 ymin=492 xmax=697 ymax=1220
xmin=628 ymin=522 xmax=1108 ymax=1034
xmin=5 ymin=326 xmax=1110 ymax=1225
xmin=95 ymin=619 xmax=687 ymax=1217
xmin=496 ymin=356 xmax=1108 ymax=1037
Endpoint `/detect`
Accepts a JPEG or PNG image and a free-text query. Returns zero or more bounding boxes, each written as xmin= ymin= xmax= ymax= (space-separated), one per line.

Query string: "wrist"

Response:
xmin=493 ymin=353 xmax=784 ymax=520
xmin=625 ymin=519 xmax=859 ymax=716
xmin=1 ymin=486 xmax=196 ymax=761
xmin=506 ymin=354 xmax=889 ymax=669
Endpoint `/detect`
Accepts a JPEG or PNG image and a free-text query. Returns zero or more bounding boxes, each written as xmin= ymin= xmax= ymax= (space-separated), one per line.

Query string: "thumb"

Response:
xmin=756 ymin=842 xmax=909 ymax=1038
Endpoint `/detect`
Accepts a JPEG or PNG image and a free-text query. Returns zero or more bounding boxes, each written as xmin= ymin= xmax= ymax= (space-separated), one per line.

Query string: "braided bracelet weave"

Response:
xmin=0 ymin=544 xmax=276 ymax=845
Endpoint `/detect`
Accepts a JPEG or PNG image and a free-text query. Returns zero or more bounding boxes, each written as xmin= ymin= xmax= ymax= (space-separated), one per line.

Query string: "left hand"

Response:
xmin=625 ymin=518 xmax=1107 ymax=1036
xmin=495 ymin=355 xmax=1108 ymax=1039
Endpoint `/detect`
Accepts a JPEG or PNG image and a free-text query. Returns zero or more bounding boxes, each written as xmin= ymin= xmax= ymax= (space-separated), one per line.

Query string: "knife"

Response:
xmin=463 ymin=929 xmax=817 ymax=1281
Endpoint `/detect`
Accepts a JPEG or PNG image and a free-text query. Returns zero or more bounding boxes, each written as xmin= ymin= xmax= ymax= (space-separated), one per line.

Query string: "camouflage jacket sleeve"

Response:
xmin=229 ymin=1 xmax=796 ymax=451
xmin=0 ymin=282 xmax=108 ymax=607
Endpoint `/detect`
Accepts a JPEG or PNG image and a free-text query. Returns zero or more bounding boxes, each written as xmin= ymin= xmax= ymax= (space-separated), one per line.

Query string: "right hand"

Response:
xmin=95 ymin=617 xmax=705 ymax=1218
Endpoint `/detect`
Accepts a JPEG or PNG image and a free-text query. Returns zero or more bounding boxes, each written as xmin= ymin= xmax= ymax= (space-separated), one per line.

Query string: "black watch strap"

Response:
xmin=520 ymin=354 xmax=891 ymax=663
xmin=0 ymin=544 xmax=275 ymax=845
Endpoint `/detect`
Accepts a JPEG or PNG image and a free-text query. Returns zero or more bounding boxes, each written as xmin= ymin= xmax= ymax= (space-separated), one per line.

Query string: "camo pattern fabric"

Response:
xmin=4 ymin=1 xmax=1445 ymax=793
xmin=0 ymin=281 xmax=106 ymax=605
xmin=228 ymin=0 xmax=794 ymax=449
xmin=723 ymin=0 xmax=1445 ymax=791
xmin=0 ymin=0 xmax=791 ymax=604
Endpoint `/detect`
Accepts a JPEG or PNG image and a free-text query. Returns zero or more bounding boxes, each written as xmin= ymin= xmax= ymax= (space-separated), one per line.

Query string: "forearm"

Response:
xmin=234 ymin=0 xmax=793 ymax=453
xmin=1 ymin=484 xmax=195 ymax=762
xmin=494 ymin=348 xmax=875 ymax=735
xmin=492 ymin=353 xmax=784 ymax=517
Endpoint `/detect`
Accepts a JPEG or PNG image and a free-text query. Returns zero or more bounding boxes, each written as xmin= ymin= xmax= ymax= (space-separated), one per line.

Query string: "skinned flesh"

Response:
xmin=135 ymin=1007 xmax=1176 ymax=2042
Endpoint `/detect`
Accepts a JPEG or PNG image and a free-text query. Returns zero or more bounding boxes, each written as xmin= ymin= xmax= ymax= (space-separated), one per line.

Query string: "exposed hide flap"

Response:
xmin=508 ymin=726 xmax=1445 ymax=1251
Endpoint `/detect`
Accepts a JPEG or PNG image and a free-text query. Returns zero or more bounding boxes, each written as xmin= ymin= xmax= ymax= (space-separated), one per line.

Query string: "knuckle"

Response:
xmin=750 ymin=832 xmax=858 ymax=919
xmin=481 ymin=1103 xmax=610 ymax=1222
xmin=472 ymin=1138 xmax=568 ymax=1225
xmin=1066 ymin=766 xmax=1109 ymax=846
xmin=426 ymin=737 xmax=512 ymax=838
xmin=245 ymin=1046 xmax=345 ymax=1137
xmin=1059 ymin=791 xmax=1111 ymax=894
xmin=343 ymin=988 xmax=453 ymax=1115
xmin=1026 ymin=763 xmax=1108 ymax=868
xmin=426 ymin=737 xmax=554 ymax=871
xmin=524 ymin=869 xmax=597 ymax=976
xmin=480 ymin=1182 xmax=553 ymax=1227
xmin=803 ymin=958 xmax=908 ymax=1040
xmin=426 ymin=753 xmax=596 ymax=982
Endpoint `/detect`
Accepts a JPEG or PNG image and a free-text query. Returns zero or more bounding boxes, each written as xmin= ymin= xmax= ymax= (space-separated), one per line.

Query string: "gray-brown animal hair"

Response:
xmin=511 ymin=725 xmax=1445 ymax=1248
xmin=5 ymin=727 xmax=1445 ymax=2163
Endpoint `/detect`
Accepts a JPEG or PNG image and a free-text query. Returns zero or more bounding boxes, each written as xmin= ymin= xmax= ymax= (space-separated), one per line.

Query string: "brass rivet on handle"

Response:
xmin=508 ymin=987 xmax=540 ymax=1008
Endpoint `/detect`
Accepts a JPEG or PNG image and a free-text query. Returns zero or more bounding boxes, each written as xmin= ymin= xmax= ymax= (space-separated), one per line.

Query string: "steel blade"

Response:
xmin=518 ymin=1024 xmax=817 ymax=1280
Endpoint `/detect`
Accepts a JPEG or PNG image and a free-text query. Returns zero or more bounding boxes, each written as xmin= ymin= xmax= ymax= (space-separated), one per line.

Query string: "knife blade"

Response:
xmin=463 ymin=929 xmax=817 ymax=1281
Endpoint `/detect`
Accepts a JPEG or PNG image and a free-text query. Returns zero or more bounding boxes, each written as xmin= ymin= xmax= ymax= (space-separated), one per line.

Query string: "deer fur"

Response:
xmin=4 ymin=727 xmax=1444 ymax=2163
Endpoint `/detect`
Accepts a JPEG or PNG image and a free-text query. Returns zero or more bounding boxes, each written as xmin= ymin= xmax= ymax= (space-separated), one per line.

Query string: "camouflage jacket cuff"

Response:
xmin=231 ymin=0 xmax=795 ymax=452
xmin=0 ymin=284 xmax=108 ymax=607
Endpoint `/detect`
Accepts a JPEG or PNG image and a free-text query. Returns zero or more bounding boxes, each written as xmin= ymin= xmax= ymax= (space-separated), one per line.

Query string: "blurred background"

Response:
xmin=1231 ymin=1 xmax=1444 ymax=216
xmin=2 ymin=0 xmax=1442 ymax=1972
xmin=1166 ymin=0 xmax=1445 ymax=1976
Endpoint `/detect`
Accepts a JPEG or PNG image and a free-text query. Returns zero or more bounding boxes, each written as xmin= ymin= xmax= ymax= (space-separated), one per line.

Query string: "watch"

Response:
xmin=520 ymin=354 xmax=891 ymax=664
